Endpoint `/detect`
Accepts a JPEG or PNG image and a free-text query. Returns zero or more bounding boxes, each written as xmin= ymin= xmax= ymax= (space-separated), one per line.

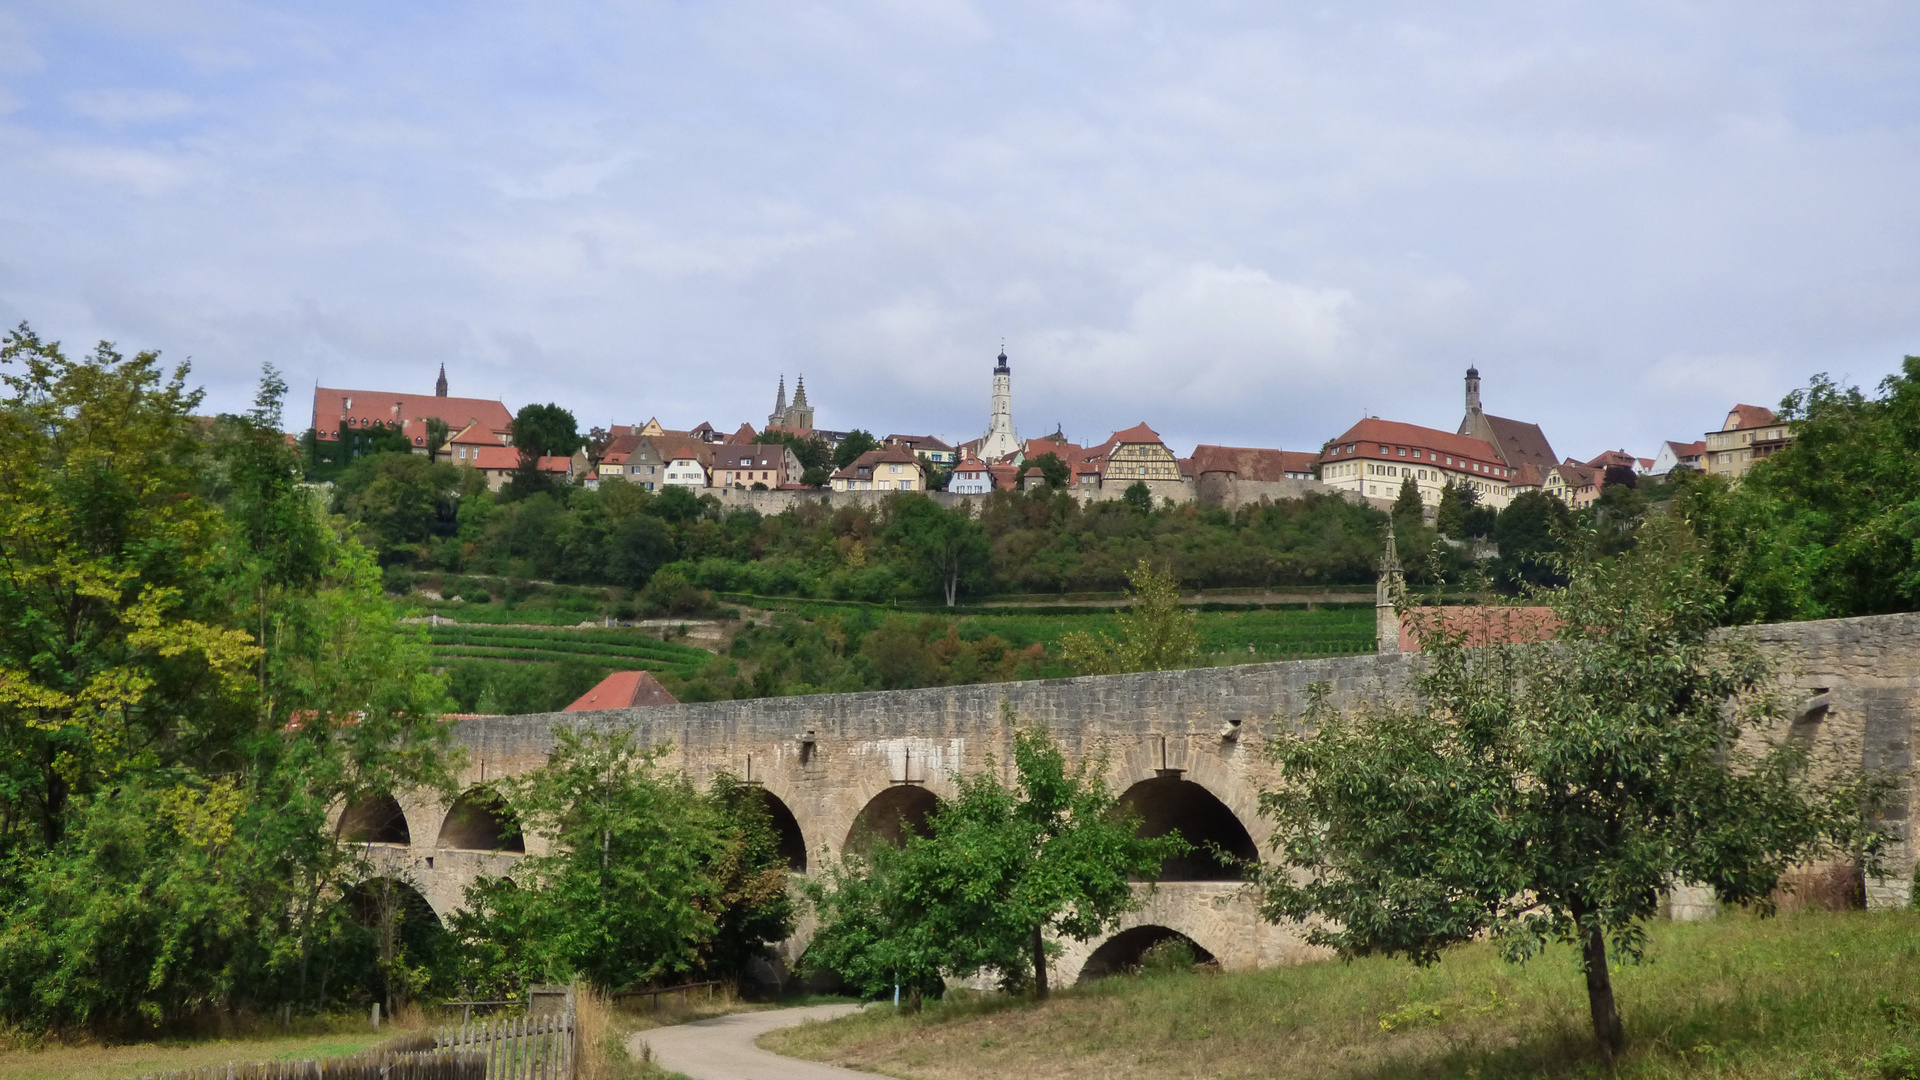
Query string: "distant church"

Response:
xmin=767 ymin=374 xmax=815 ymax=431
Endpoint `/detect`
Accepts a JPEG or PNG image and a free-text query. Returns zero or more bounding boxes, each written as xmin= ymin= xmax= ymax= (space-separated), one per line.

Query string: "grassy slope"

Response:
xmin=0 ymin=1029 xmax=395 ymax=1080
xmin=764 ymin=909 xmax=1920 ymax=1080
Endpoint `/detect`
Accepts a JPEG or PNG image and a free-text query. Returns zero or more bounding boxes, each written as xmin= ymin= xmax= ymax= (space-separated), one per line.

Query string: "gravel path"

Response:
xmin=630 ymin=1003 xmax=870 ymax=1080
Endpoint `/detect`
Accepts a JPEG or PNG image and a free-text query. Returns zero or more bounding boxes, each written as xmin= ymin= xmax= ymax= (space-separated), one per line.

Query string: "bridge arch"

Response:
xmin=1076 ymin=925 xmax=1217 ymax=982
xmin=1116 ymin=774 xmax=1258 ymax=880
xmin=437 ymin=786 xmax=525 ymax=852
xmin=754 ymin=786 xmax=808 ymax=872
xmin=337 ymin=793 xmax=412 ymax=845
xmin=340 ymin=876 xmax=449 ymax=1009
xmin=844 ymin=784 xmax=940 ymax=856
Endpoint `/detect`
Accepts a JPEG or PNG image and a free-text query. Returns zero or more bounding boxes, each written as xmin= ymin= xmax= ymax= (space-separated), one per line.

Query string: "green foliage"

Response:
xmin=1256 ymin=520 xmax=1886 ymax=1057
xmin=1435 ymin=481 xmax=1485 ymax=540
xmin=0 ymin=337 xmax=458 ymax=1030
xmin=1682 ymin=359 xmax=1920 ymax=623
xmin=1120 ymin=481 xmax=1153 ymax=512
xmin=806 ymin=725 xmax=1182 ymax=1004
xmin=335 ymin=453 xmax=462 ymax=561
xmin=452 ymin=727 xmax=792 ymax=992
xmin=1490 ymin=490 xmax=1571 ymax=591
xmin=880 ymin=495 xmax=990 ymax=607
xmin=832 ymin=431 xmax=879 ymax=469
xmin=1023 ymin=452 xmax=1069 ymax=491
xmin=1392 ymin=475 xmax=1424 ymax=525
xmin=1059 ymin=560 xmax=1201 ymax=675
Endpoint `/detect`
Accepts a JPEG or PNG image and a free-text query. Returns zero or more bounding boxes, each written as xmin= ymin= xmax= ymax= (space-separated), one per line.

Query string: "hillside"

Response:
xmin=764 ymin=909 xmax=1920 ymax=1080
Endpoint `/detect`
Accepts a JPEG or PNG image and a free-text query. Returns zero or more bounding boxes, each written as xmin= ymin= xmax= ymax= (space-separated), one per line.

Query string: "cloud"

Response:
xmin=66 ymin=88 xmax=199 ymax=124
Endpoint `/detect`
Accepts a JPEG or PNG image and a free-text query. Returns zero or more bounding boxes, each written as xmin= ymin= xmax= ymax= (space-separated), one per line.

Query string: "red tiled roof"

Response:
xmin=987 ymin=463 xmax=1021 ymax=487
xmin=466 ymin=445 xmax=572 ymax=474
xmin=831 ymin=445 xmax=919 ymax=480
xmin=953 ymin=457 xmax=991 ymax=472
xmin=1481 ymin=415 xmax=1559 ymax=471
xmin=564 ymin=670 xmax=679 ymax=711
xmin=725 ymin=423 xmax=758 ymax=444
xmin=1190 ymin=445 xmax=1318 ymax=481
xmin=1322 ymin=418 xmax=1503 ymax=467
xmin=1667 ymin=439 xmax=1706 ymax=457
xmin=1720 ymin=404 xmax=1778 ymax=431
xmin=1108 ymin=422 xmax=1164 ymax=445
xmin=311 ymin=387 xmax=513 ymax=448
xmin=1584 ymin=449 xmax=1641 ymax=471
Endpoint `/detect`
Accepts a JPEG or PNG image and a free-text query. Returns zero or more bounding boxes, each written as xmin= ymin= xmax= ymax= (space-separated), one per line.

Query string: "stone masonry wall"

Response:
xmin=361 ymin=610 xmax=1920 ymax=982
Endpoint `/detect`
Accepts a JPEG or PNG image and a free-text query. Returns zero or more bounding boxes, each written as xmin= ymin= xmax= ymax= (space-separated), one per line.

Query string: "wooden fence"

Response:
xmin=611 ymin=980 xmax=719 ymax=1013
xmin=131 ymin=997 xmax=576 ymax=1080
xmin=435 ymin=1011 xmax=574 ymax=1080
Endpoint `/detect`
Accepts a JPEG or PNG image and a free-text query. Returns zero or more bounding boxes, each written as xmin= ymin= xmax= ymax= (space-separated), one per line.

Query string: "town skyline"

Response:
xmin=3 ymin=5 xmax=1917 ymax=461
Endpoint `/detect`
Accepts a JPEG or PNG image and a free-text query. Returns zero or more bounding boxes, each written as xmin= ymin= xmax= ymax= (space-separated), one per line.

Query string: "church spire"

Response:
xmin=774 ymin=374 xmax=787 ymax=415
xmin=792 ymin=374 xmax=809 ymax=407
xmin=435 ymin=363 xmax=448 ymax=398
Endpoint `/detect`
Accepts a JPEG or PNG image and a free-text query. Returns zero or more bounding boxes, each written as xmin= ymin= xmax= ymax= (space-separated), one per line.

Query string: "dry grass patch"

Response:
xmin=0 ymin=1025 xmax=397 ymax=1080
xmin=762 ymin=909 xmax=1920 ymax=1080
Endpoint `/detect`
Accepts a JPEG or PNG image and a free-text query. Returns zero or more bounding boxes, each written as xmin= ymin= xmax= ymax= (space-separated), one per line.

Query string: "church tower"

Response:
xmin=768 ymin=375 xmax=788 ymax=429
xmin=1375 ymin=520 xmax=1404 ymax=655
xmin=435 ymin=363 xmax=448 ymax=398
xmin=787 ymin=375 xmax=814 ymax=431
xmin=978 ymin=346 xmax=1019 ymax=461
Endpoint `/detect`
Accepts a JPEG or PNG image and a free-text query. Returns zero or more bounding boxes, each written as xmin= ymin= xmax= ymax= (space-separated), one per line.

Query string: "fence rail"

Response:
xmin=437 ymin=1010 xmax=574 ymax=1080
xmin=611 ymin=980 xmax=720 ymax=1013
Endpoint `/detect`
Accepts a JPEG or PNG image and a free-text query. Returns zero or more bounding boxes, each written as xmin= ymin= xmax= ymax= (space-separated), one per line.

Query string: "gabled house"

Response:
xmin=830 ymin=446 xmax=923 ymax=492
xmin=653 ymin=439 xmax=714 ymax=488
xmin=463 ymin=445 xmax=574 ymax=492
xmin=593 ymin=433 xmax=665 ymax=490
xmin=1646 ymin=440 xmax=1707 ymax=477
xmin=946 ymin=457 xmax=994 ymax=494
xmin=1098 ymin=423 xmax=1183 ymax=485
xmin=884 ymin=434 xmax=958 ymax=466
xmin=1543 ymin=461 xmax=1600 ymax=507
xmin=1706 ymin=405 xmax=1792 ymax=480
xmin=713 ymin=444 xmax=803 ymax=489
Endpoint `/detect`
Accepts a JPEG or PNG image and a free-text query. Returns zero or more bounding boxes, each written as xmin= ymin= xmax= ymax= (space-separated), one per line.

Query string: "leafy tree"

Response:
xmin=1490 ymin=490 xmax=1571 ymax=592
xmin=1683 ymin=359 xmax=1920 ymax=623
xmin=1059 ymin=560 xmax=1200 ymax=675
xmin=508 ymin=403 xmax=581 ymax=495
xmin=1391 ymin=475 xmax=1424 ymax=526
xmin=1019 ymin=452 xmax=1068 ymax=491
xmin=1255 ymin=521 xmax=1884 ymax=1059
xmin=757 ymin=430 xmax=832 ymax=486
xmin=1602 ymin=463 xmax=1637 ymax=489
xmin=806 ymin=725 xmax=1180 ymax=1004
xmin=1434 ymin=480 xmax=1478 ymax=540
xmin=0 ymin=346 xmax=458 ymax=1027
xmin=338 ymin=453 xmax=461 ymax=560
xmin=0 ymin=325 xmax=255 ymax=847
xmin=581 ymin=426 xmax=613 ymax=473
xmin=1120 ymin=481 xmax=1152 ymax=512
xmin=917 ymin=452 xmax=952 ymax=493
xmin=424 ymin=417 xmax=450 ymax=458
xmin=454 ymin=727 xmax=791 ymax=992
xmin=881 ymin=495 xmax=989 ymax=606
xmin=832 ymin=430 xmax=879 ymax=469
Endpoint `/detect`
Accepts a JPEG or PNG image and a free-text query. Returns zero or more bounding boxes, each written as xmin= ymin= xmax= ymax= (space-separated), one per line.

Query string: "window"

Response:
xmin=740 ymin=458 xmax=751 ymax=466
xmin=1347 ymin=444 xmax=1356 ymax=453
xmin=1380 ymin=445 xmax=1389 ymax=454
xmin=1412 ymin=449 xmax=1422 ymax=459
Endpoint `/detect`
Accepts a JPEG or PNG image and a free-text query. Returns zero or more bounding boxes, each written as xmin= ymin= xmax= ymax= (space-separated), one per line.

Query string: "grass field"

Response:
xmin=424 ymin=623 xmax=712 ymax=679
xmin=952 ymin=606 xmax=1376 ymax=662
xmin=763 ymin=908 xmax=1920 ymax=1080
xmin=0 ymin=1025 xmax=400 ymax=1080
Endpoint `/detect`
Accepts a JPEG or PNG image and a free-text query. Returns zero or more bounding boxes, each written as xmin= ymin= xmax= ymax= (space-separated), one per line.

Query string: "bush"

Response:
xmin=464 ymin=588 xmax=492 ymax=604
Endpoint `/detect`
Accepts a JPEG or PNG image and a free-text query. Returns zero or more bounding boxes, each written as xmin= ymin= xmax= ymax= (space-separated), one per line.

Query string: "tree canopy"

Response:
xmin=1256 ymin=521 xmax=1884 ymax=1058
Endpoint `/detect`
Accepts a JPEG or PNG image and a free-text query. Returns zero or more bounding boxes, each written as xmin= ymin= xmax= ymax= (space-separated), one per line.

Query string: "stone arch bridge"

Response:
xmin=346 ymin=611 xmax=1920 ymax=985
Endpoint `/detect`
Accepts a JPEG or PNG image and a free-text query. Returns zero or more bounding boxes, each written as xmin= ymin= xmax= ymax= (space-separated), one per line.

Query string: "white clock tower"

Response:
xmin=978 ymin=347 xmax=1020 ymax=461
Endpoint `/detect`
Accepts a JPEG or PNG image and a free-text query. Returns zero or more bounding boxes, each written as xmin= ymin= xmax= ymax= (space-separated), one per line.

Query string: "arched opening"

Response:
xmin=437 ymin=786 xmax=525 ymax=852
xmin=844 ymin=785 xmax=939 ymax=856
xmin=1077 ymin=926 xmax=1217 ymax=983
xmin=758 ymin=789 xmax=808 ymax=872
xmin=338 ymin=793 xmax=411 ymax=845
xmin=338 ymin=877 xmax=451 ymax=1012
xmin=1116 ymin=776 xmax=1257 ymax=881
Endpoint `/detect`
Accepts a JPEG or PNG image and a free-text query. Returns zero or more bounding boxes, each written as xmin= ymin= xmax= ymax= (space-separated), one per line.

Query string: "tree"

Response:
xmin=1059 ymin=560 xmax=1200 ymax=675
xmin=881 ymin=495 xmax=989 ymax=606
xmin=1255 ymin=520 xmax=1884 ymax=1059
xmin=1392 ymin=474 xmax=1424 ymax=525
xmin=509 ymin=403 xmax=581 ymax=491
xmin=338 ymin=453 xmax=461 ymax=559
xmin=805 ymin=725 xmax=1181 ymax=1004
xmin=424 ymin=417 xmax=450 ymax=459
xmin=1120 ymin=481 xmax=1152 ymax=512
xmin=582 ymin=426 xmax=614 ymax=473
xmin=1682 ymin=359 xmax=1920 ymax=623
xmin=1490 ymin=490 xmax=1571 ymax=592
xmin=833 ymin=430 xmax=879 ymax=469
xmin=453 ymin=727 xmax=732 ymax=993
xmin=1434 ymin=480 xmax=1478 ymax=540
xmin=1019 ymin=452 xmax=1068 ymax=491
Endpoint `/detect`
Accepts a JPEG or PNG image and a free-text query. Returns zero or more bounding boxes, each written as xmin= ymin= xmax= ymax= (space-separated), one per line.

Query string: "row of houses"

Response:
xmin=308 ymin=362 xmax=1789 ymax=509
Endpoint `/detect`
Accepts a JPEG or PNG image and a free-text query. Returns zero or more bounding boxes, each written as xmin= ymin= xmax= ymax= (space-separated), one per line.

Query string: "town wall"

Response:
xmin=359 ymin=611 xmax=1920 ymax=983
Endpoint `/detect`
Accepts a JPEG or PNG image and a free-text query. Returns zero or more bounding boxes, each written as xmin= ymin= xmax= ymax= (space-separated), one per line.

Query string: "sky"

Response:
xmin=1 ymin=2 xmax=1917 ymax=461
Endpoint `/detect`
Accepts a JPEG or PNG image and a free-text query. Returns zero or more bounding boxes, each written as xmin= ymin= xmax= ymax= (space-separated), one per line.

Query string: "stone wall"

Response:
xmin=357 ymin=610 xmax=1920 ymax=982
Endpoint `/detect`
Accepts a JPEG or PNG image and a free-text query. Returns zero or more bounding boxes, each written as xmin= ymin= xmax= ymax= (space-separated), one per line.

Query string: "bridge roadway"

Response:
xmin=349 ymin=610 xmax=1920 ymax=983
